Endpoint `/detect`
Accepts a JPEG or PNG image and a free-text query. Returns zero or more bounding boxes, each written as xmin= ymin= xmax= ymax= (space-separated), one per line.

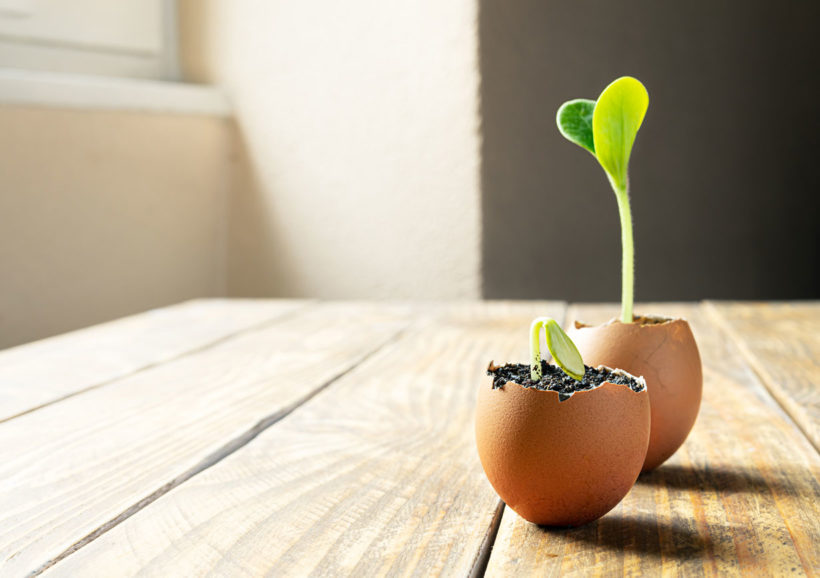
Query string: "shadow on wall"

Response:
xmin=226 ymin=118 xmax=305 ymax=298
xmin=479 ymin=0 xmax=820 ymax=301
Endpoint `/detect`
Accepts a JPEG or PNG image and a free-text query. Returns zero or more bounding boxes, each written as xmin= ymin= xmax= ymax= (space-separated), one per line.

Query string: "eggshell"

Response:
xmin=569 ymin=317 xmax=702 ymax=472
xmin=475 ymin=377 xmax=650 ymax=527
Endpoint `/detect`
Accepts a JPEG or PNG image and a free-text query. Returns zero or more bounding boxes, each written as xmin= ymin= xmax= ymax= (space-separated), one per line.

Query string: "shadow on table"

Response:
xmin=539 ymin=515 xmax=724 ymax=561
xmin=637 ymin=463 xmax=795 ymax=495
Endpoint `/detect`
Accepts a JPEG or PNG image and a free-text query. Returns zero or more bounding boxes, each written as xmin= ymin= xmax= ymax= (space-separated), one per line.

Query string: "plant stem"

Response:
xmin=530 ymin=317 xmax=547 ymax=381
xmin=613 ymin=183 xmax=634 ymax=323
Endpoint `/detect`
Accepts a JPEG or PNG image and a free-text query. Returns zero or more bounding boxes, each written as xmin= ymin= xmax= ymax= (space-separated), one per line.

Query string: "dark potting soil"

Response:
xmin=632 ymin=314 xmax=673 ymax=326
xmin=487 ymin=361 xmax=646 ymax=402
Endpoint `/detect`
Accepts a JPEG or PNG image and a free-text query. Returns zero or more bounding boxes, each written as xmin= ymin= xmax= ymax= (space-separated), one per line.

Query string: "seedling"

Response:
xmin=530 ymin=317 xmax=585 ymax=381
xmin=557 ymin=77 xmax=649 ymax=323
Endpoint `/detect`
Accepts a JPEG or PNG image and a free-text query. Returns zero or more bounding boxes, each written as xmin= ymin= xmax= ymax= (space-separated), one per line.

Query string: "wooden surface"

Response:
xmin=705 ymin=301 xmax=820 ymax=452
xmin=0 ymin=300 xmax=816 ymax=576
xmin=0 ymin=299 xmax=306 ymax=423
xmin=0 ymin=302 xmax=412 ymax=575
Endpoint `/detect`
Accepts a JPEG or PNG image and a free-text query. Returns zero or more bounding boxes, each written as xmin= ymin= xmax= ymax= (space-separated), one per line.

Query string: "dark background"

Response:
xmin=479 ymin=1 xmax=819 ymax=301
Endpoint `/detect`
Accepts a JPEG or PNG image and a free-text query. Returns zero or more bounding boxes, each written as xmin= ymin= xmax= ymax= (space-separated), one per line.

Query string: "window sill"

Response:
xmin=0 ymin=68 xmax=231 ymax=117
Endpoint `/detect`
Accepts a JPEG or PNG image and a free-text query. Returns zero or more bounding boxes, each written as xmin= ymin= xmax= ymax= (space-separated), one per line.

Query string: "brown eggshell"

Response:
xmin=475 ymin=377 xmax=650 ymax=527
xmin=569 ymin=317 xmax=702 ymax=472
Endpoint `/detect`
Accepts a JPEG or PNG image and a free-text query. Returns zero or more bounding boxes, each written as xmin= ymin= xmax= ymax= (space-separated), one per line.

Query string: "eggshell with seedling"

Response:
xmin=569 ymin=316 xmax=702 ymax=472
xmin=475 ymin=365 xmax=650 ymax=527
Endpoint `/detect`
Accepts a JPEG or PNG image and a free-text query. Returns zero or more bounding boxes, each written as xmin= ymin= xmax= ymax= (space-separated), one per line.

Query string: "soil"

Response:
xmin=487 ymin=361 xmax=646 ymax=402
xmin=632 ymin=314 xmax=674 ymax=326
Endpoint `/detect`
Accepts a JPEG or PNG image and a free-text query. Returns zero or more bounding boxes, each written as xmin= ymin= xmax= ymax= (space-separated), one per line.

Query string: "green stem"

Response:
xmin=530 ymin=317 xmax=547 ymax=381
xmin=613 ymin=182 xmax=634 ymax=323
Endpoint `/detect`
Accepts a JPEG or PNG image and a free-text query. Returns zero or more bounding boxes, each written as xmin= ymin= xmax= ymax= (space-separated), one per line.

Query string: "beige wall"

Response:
xmin=180 ymin=0 xmax=482 ymax=299
xmin=0 ymin=106 xmax=230 ymax=348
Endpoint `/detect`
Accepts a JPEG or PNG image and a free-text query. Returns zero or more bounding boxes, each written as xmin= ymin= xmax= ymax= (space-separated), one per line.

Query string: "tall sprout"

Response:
xmin=557 ymin=77 xmax=649 ymax=323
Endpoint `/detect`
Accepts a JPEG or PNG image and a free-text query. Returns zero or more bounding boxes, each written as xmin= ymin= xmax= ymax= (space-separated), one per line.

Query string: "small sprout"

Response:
xmin=530 ymin=317 xmax=585 ymax=382
xmin=557 ymin=77 xmax=649 ymax=323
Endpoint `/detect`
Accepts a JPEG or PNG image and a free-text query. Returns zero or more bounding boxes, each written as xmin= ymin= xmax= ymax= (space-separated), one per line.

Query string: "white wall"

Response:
xmin=180 ymin=0 xmax=482 ymax=299
xmin=0 ymin=106 xmax=230 ymax=348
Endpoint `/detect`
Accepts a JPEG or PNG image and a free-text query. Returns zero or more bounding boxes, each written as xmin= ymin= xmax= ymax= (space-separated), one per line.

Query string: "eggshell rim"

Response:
xmin=574 ymin=314 xmax=689 ymax=329
xmin=490 ymin=365 xmax=647 ymax=401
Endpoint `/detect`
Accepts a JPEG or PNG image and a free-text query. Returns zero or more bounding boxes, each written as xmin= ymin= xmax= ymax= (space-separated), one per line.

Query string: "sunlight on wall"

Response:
xmin=180 ymin=0 xmax=482 ymax=299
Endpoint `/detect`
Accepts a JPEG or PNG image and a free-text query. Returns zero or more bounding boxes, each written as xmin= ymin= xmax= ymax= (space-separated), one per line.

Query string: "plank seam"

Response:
xmin=0 ymin=302 xmax=315 ymax=427
xmin=28 ymin=321 xmax=410 ymax=578
xmin=468 ymin=500 xmax=505 ymax=578
xmin=703 ymin=301 xmax=819 ymax=455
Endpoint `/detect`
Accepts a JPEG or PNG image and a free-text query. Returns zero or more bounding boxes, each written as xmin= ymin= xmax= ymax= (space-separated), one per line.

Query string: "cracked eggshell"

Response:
xmin=475 ymin=377 xmax=650 ymax=527
xmin=569 ymin=317 xmax=702 ymax=472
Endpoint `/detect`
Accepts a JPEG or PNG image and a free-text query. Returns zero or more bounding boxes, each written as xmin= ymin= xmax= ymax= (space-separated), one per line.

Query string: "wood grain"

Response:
xmin=485 ymin=303 xmax=820 ymax=577
xmin=0 ymin=299 xmax=306 ymax=422
xmin=44 ymin=302 xmax=564 ymax=577
xmin=705 ymin=301 xmax=820 ymax=452
xmin=0 ymin=302 xmax=411 ymax=576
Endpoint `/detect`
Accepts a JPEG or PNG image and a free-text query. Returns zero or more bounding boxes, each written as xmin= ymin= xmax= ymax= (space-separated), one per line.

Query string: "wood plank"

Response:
xmin=0 ymin=302 xmax=412 ymax=576
xmin=0 ymin=299 xmax=306 ymax=422
xmin=44 ymin=301 xmax=564 ymax=577
xmin=484 ymin=303 xmax=820 ymax=576
xmin=705 ymin=301 xmax=820 ymax=452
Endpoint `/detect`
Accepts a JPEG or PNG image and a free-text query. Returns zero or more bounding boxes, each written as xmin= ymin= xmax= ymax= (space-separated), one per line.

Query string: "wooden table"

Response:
xmin=1 ymin=300 xmax=817 ymax=576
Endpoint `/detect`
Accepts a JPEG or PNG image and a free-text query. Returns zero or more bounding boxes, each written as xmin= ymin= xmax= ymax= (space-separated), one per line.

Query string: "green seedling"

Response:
xmin=530 ymin=317 xmax=585 ymax=382
xmin=557 ymin=77 xmax=649 ymax=323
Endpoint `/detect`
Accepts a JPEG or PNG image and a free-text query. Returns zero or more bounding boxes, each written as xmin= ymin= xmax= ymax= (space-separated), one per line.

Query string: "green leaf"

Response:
xmin=556 ymin=98 xmax=596 ymax=154
xmin=543 ymin=319 xmax=585 ymax=381
xmin=592 ymin=76 xmax=649 ymax=191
